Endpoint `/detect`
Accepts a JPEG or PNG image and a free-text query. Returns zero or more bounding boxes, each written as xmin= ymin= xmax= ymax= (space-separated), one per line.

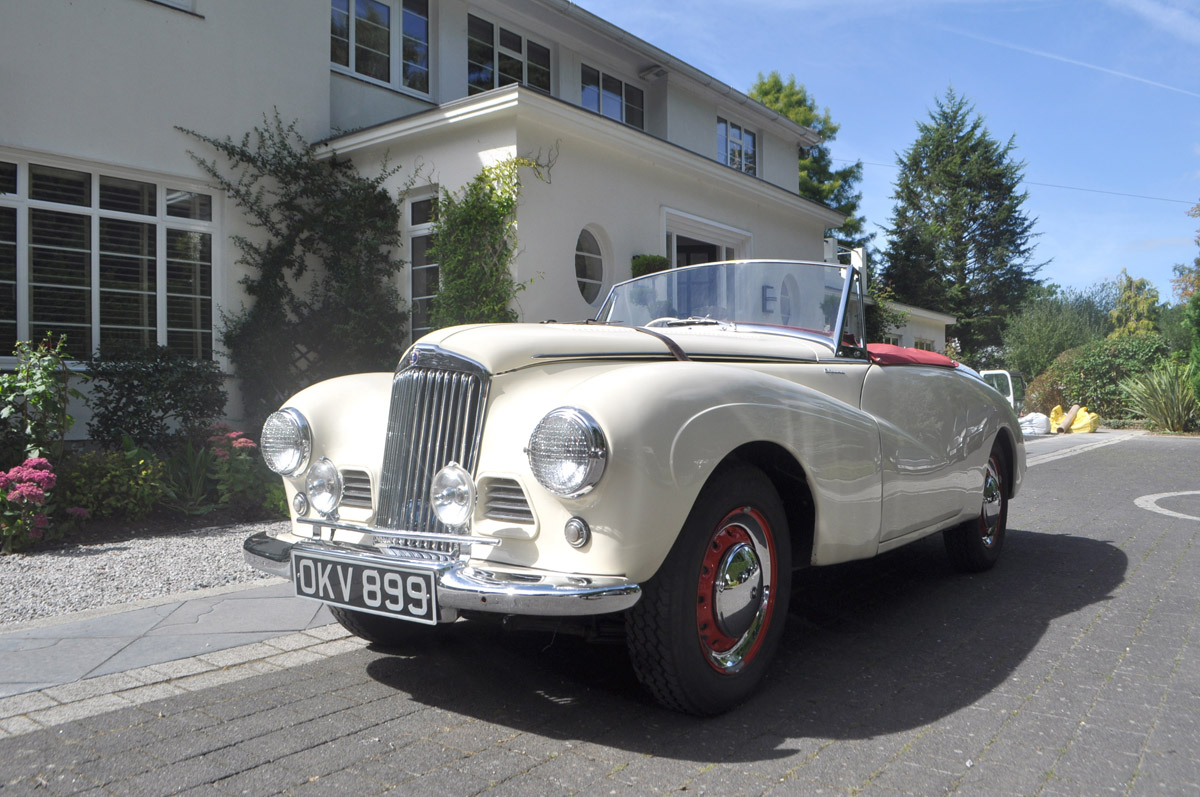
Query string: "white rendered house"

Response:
xmin=1 ymin=0 xmax=950 ymax=424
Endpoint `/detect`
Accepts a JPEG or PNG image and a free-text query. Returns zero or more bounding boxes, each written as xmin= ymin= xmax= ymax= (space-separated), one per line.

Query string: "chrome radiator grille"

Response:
xmin=376 ymin=347 xmax=490 ymax=554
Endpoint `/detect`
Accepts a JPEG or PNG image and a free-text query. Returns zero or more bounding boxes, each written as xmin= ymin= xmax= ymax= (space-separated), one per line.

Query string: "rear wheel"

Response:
xmin=944 ymin=445 xmax=1008 ymax=572
xmin=329 ymin=606 xmax=443 ymax=647
xmin=627 ymin=464 xmax=792 ymax=715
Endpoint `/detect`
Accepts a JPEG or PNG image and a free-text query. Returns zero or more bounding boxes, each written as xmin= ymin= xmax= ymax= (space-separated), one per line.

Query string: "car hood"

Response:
xmin=414 ymin=322 xmax=831 ymax=375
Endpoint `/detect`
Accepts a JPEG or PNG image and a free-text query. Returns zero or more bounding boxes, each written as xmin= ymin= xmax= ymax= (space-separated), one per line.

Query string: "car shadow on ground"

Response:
xmin=364 ymin=528 xmax=1127 ymax=763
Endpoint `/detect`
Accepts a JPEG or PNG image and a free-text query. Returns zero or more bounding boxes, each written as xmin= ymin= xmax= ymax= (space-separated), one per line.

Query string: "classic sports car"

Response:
xmin=244 ymin=259 xmax=1025 ymax=715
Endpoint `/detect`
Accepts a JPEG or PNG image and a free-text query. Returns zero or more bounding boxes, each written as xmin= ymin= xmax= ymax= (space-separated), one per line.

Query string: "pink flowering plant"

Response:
xmin=0 ymin=457 xmax=85 ymax=554
xmin=206 ymin=426 xmax=285 ymax=516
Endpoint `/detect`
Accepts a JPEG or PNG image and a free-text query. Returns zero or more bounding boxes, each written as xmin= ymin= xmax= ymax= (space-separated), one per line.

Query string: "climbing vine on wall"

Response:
xmin=180 ymin=112 xmax=412 ymax=428
xmin=428 ymin=155 xmax=551 ymax=329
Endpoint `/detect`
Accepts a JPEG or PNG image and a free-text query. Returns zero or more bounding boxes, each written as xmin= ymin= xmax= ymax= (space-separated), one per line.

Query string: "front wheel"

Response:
xmin=626 ymin=464 xmax=792 ymax=715
xmin=944 ymin=445 xmax=1008 ymax=572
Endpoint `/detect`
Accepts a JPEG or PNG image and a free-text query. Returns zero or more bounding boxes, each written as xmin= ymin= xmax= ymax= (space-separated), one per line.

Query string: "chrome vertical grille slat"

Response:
xmin=377 ymin=347 xmax=490 ymax=555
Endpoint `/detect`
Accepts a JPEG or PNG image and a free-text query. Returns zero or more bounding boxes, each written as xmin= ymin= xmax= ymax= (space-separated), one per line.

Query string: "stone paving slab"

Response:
xmin=0 ymin=582 xmax=333 ymax=698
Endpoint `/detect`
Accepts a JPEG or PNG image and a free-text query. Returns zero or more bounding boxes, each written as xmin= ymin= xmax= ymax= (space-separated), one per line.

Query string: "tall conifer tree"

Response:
xmin=881 ymin=89 xmax=1041 ymax=364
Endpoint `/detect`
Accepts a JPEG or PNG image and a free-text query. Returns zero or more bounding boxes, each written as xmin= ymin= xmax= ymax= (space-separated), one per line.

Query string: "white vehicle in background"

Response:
xmin=981 ymin=370 xmax=1026 ymax=413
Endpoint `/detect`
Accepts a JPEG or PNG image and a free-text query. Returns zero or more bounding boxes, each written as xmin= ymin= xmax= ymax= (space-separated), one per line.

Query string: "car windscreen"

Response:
xmin=596 ymin=261 xmax=849 ymax=343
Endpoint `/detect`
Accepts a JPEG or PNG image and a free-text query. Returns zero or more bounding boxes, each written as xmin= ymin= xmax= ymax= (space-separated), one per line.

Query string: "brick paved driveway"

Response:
xmin=3 ymin=433 xmax=1199 ymax=795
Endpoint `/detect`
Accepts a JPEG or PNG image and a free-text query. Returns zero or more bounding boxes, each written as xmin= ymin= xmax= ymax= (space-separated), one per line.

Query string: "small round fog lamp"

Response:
xmin=431 ymin=462 xmax=476 ymax=528
xmin=305 ymin=458 xmax=343 ymax=517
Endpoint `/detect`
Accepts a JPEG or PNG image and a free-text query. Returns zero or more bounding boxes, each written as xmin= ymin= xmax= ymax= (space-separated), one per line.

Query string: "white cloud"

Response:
xmin=1106 ymin=0 xmax=1200 ymax=45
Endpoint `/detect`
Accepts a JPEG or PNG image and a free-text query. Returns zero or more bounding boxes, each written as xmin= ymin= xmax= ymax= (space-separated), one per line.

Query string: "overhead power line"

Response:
xmin=837 ymin=159 xmax=1196 ymax=206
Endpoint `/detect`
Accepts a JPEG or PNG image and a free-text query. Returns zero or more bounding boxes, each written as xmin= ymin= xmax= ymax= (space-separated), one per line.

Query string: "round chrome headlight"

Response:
xmin=261 ymin=409 xmax=311 ymax=476
xmin=526 ymin=408 xmax=607 ymax=497
xmin=305 ymin=457 xmax=343 ymax=517
xmin=431 ymin=462 xmax=476 ymax=528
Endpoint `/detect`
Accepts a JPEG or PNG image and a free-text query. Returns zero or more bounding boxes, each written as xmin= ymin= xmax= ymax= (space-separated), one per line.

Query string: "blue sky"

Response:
xmin=578 ymin=0 xmax=1200 ymax=304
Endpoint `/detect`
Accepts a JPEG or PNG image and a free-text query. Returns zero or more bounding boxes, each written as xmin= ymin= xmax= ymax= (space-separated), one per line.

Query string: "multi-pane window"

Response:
xmin=408 ymin=195 xmax=437 ymax=340
xmin=0 ymin=156 xmax=215 ymax=361
xmin=914 ymin=338 xmax=935 ymax=351
xmin=574 ymin=229 xmax=603 ymax=305
xmin=331 ymin=0 xmax=429 ymax=93
xmin=717 ymin=117 xmax=757 ymax=176
xmin=581 ymin=65 xmax=644 ymax=130
xmin=467 ymin=14 xmax=550 ymax=95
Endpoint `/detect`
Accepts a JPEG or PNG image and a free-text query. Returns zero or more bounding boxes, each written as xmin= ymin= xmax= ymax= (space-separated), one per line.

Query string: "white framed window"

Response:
xmin=913 ymin=338 xmax=935 ymax=351
xmin=574 ymin=228 xmax=605 ymax=305
xmin=331 ymin=0 xmax=430 ymax=94
xmin=581 ymin=65 xmax=644 ymax=130
xmin=881 ymin=333 xmax=901 ymax=346
xmin=407 ymin=193 xmax=437 ymax=340
xmin=0 ymin=154 xmax=216 ymax=361
xmin=467 ymin=14 xmax=551 ymax=95
xmin=718 ymin=117 xmax=757 ymax=176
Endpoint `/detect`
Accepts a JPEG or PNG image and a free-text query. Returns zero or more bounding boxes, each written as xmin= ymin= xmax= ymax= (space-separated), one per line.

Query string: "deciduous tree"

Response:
xmin=1108 ymin=268 xmax=1161 ymax=338
xmin=749 ymin=72 xmax=866 ymax=248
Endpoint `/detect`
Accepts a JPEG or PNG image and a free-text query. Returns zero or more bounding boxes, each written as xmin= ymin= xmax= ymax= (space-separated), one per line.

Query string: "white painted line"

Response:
xmin=1025 ymin=431 xmax=1140 ymax=467
xmin=1134 ymin=491 xmax=1200 ymax=522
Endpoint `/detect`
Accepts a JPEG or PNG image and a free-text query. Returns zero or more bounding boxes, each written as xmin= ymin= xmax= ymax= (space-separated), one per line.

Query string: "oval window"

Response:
xmin=575 ymin=229 xmax=604 ymax=304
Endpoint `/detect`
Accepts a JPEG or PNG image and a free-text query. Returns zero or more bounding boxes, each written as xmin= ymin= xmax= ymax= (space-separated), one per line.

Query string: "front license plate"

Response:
xmin=291 ymin=551 xmax=438 ymax=625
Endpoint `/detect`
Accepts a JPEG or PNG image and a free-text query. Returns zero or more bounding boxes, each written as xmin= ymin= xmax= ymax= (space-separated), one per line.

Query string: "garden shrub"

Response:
xmin=158 ymin=439 xmax=220 ymax=516
xmin=56 ymin=449 xmax=163 ymax=524
xmin=85 ymin=345 xmax=227 ymax=452
xmin=1024 ymin=333 xmax=1170 ymax=420
xmin=0 ymin=334 xmax=81 ymax=467
xmin=631 ymin=254 xmax=670 ymax=279
xmin=1120 ymin=362 xmax=1198 ymax=433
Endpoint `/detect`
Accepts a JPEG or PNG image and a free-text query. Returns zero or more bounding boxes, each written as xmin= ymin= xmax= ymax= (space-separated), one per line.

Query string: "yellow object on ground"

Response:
xmin=1049 ymin=404 xmax=1101 ymax=433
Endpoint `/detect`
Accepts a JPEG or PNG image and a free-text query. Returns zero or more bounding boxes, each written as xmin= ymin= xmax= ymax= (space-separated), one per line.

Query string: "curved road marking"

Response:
xmin=1134 ymin=491 xmax=1200 ymax=522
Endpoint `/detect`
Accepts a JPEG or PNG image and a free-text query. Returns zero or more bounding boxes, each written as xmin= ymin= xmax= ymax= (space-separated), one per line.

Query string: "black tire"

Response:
xmin=329 ymin=606 xmax=443 ymax=647
xmin=626 ymin=463 xmax=792 ymax=716
xmin=944 ymin=445 xmax=1008 ymax=573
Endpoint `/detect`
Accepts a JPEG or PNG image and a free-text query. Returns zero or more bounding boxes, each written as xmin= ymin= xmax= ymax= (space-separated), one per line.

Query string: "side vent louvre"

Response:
xmin=340 ymin=470 xmax=372 ymax=510
xmin=483 ymin=479 xmax=535 ymax=524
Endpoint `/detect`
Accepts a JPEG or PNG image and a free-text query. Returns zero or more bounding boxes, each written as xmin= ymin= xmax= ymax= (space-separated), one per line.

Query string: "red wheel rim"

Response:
xmin=695 ymin=506 xmax=777 ymax=674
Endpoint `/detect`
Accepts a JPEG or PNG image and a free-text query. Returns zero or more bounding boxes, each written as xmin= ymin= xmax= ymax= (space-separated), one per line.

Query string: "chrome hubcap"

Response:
xmin=980 ymin=458 xmax=1003 ymax=547
xmin=697 ymin=507 xmax=776 ymax=674
xmin=713 ymin=542 xmax=763 ymax=639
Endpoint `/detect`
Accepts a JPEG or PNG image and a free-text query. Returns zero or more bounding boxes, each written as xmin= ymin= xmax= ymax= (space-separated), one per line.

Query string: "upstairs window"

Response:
xmin=718 ymin=117 xmax=757 ymax=176
xmin=331 ymin=0 xmax=429 ymax=93
xmin=581 ymin=65 xmax=644 ymax=130
xmin=467 ymin=14 xmax=551 ymax=95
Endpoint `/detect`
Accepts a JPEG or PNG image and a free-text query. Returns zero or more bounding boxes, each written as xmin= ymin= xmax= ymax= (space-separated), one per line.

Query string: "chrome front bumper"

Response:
xmin=242 ymin=531 xmax=641 ymax=618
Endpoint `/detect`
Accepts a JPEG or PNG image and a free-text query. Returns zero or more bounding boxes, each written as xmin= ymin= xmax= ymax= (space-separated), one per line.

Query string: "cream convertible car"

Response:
xmin=244 ymin=259 xmax=1025 ymax=715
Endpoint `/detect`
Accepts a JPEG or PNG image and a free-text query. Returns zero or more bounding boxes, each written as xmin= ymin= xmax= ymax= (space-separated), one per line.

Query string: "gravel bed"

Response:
xmin=0 ymin=520 xmax=288 ymax=628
